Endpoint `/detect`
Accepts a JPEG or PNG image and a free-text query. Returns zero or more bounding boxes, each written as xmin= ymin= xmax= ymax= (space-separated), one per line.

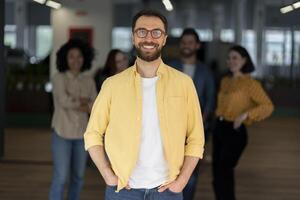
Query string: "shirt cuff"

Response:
xmin=83 ymin=131 xmax=104 ymax=150
xmin=184 ymin=144 xmax=204 ymax=159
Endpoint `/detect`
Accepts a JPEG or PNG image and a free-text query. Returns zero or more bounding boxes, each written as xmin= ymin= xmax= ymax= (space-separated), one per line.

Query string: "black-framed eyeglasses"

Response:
xmin=134 ymin=28 xmax=166 ymax=39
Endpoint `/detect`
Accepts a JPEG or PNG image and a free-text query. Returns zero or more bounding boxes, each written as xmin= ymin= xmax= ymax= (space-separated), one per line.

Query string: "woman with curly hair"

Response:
xmin=212 ymin=45 xmax=274 ymax=200
xmin=94 ymin=49 xmax=128 ymax=92
xmin=49 ymin=39 xmax=97 ymax=200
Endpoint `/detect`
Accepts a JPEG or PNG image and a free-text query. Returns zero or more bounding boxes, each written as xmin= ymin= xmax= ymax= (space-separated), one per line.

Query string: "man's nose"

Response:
xmin=144 ymin=32 xmax=154 ymax=41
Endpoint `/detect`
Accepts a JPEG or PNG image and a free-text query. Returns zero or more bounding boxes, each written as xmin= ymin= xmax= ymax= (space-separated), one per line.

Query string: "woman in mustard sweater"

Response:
xmin=213 ymin=45 xmax=274 ymax=200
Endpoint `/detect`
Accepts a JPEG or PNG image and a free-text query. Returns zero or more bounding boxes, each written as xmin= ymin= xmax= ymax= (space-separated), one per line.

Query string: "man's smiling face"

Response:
xmin=132 ymin=16 xmax=167 ymax=62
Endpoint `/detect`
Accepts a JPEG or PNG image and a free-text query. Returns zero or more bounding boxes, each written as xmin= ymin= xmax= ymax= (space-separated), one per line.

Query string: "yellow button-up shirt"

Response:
xmin=216 ymin=75 xmax=274 ymax=124
xmin=84 ymin=61 xmax=205 ymax=191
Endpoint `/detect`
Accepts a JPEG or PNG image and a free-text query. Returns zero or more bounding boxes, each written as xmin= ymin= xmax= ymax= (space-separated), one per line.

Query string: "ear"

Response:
xmin=196 ymin=42 xmax=201 ymax=50
xmin=131 ymin=34 xmax=135 ymax=45
xmin=162 ymin=35 xmax=168 ymax=47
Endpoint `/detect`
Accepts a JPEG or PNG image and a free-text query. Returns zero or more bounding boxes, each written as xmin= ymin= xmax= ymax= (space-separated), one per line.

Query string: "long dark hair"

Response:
xmin=229 ymin=45 xmax=255 ymax=74
xmin=102 ymin=49 xmax=124 ymax=76
xmin=56 ymin=39 xmax=94 ymax=72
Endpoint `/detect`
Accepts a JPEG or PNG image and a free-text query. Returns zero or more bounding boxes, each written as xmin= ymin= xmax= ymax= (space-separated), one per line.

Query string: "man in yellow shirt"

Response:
xmin=84 ymin=9 xmax=205 ymax=200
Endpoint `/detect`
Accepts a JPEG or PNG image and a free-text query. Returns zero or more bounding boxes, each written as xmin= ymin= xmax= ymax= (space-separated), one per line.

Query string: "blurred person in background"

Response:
xmin=94 ymin=49 xmax=129 ymax=92
xmin=213 ymin=45 xmax=274 ymax=200
xmin=49 ymin=39 xmax=97 ymax=200
xmin=169 ymin=28 xmax=215 ymax=200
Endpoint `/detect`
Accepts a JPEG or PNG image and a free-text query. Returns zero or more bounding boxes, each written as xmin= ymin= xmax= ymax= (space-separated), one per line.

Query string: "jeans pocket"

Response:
xmin=167 ymin=188 xmax=182 ymax=195
xmin=106 ymin=185 xmax=117 ymax=188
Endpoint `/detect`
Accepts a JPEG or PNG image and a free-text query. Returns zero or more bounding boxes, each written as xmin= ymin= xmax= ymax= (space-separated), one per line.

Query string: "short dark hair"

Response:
xmin=229 ymin=45 xmax=255 ymax=73
xmin=132 ymin=9 xmax=168 ymax=34
xmin=180 ymin=28 xmax=200 ymax=43
xmin=56 ymin=39 xmax=95 ymax=72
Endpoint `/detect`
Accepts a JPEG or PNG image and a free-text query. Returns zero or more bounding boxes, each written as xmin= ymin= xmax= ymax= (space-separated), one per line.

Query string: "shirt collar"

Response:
xmin=132 ymin=59 xmax=167 ymax=77
xmin=66 ymin=70 xmax=82 ymax=79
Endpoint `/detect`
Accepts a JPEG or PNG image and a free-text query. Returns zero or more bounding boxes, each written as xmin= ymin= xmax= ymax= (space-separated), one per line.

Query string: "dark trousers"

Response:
xmin=183 ymin=163 xmax=199 ymax=200
xmin=183 ymin=120 xmax=213 ymax=200
xmin=212 ymin=119 xmax=248 ymax=200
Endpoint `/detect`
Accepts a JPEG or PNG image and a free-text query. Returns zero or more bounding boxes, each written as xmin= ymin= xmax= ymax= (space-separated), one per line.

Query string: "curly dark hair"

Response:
xmin=229 ymin=45 xmax=255 ymax=74
xmin=56 ymin=39 xmax=95 ymax=72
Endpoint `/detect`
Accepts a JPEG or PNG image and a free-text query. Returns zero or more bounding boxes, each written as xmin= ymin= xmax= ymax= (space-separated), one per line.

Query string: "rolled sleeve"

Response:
xmin=185 ymin=144 xmax=204 ymax=158
xmin=84 ymin=132 xmax=104 ymax=149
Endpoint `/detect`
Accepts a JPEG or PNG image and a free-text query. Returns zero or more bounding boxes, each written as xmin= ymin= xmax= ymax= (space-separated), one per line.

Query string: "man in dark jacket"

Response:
xmin=169 ymin=28 xmax=215 ymax=200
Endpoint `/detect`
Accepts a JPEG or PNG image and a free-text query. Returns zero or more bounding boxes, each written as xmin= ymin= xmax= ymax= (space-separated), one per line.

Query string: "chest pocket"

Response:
xmin=166 ymin=96 xmax=186 ymax=122
xmin=167 ymin=96 xmax=184 ymax=108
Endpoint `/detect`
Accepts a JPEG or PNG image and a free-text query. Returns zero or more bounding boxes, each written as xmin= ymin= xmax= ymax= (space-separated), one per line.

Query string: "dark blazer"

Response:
xmin=168 ymin=59 xmax=215 ymax=117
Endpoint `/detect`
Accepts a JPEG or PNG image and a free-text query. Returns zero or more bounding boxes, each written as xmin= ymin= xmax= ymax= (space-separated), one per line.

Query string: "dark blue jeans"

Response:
xmin=183 ymin=120 xmax=212 ymax=200
xmin=183 ymin=163 xmax=199 ymax=200
xmin=49 ymin=131 xmax=88 ymax=200
xmin=105 ymin=186 xmax=183 ymax=200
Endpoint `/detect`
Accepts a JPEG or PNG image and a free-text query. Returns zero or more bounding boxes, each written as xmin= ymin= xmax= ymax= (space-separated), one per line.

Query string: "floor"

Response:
xmin=0 ymin=117 xmax=300 ymax=200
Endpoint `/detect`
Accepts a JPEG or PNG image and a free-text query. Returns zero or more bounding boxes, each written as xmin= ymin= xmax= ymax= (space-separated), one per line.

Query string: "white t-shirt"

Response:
xmin=183 ymin=63 xmax=196 ymax=78
xmin=128 ymin=76 xmax=169 ymax=189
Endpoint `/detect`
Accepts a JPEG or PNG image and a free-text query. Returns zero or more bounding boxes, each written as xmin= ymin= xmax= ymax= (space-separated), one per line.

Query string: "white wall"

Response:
xmin=50 ymin=0 xmax=113 ymax=77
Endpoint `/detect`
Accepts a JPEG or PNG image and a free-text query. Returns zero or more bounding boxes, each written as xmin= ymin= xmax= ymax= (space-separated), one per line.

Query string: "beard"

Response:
xmin=180 ymin=48 xmax=197 ymax=58
xmin=135 ymin=42 xmax=162 ymax=62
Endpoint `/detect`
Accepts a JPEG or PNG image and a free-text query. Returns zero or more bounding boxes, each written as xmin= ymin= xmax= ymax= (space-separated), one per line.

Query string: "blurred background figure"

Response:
xmin=49 ymin=39 xmax=97 ymax=200
xmin=168 ymin=28 xmax=215 ymax=200
xmin=94 ymin=49 xmax=129 ymax=92
xmin=213 ymin=45 xmax=274 ymax=200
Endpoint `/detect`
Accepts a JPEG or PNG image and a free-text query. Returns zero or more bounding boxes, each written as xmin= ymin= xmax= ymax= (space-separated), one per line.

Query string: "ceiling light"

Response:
xmin=280 ymin=5 xmax=294 ymax=14
xmin=33 ymin=0 xmax=47 ymax=4
xmin=46 ymin=0 xmax=62 ymax=9
xmin=293 ymin=1 xmax=300 ymax=9
xmin=162 ymin=0 xmax=173 ymax=11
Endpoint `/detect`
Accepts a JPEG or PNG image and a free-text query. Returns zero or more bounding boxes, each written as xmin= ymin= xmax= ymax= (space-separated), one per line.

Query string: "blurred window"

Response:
xmin=221 ymin=29 xmax=234 ymax=42
xmin=294 ymin=31 xmax=300 ymax=67
xmin=196 ymin=29 xmax=213 ymax=41
xmin=4 ymin=25 xmax=17 ymax=48
xmin=36 ymin=25 xmax=53 ymax=59
xmin=170 ymin=28 xmax=213 ymax=42
xmin=112 ymin=27 xmax=132 ymax=51
xmin=265 ymin=29 xmax=291 ymax=67
xmin=242 ymin=30 xmax=256 ymax=65
xmin=170 ymin=28 xmax=182 ymax=37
